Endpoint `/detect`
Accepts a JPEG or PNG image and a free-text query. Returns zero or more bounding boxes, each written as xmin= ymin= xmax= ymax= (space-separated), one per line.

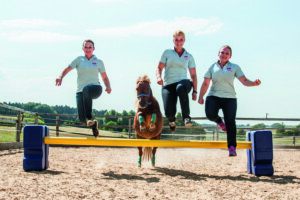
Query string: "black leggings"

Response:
xmin=205 ymin=96 xmax=237 ymax=148
xmin=162 ymin=79 xmax=192 ymax=122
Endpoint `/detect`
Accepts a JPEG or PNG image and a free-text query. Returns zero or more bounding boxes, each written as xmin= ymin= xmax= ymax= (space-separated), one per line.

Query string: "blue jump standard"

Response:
xmin=23 ymin=125 xmax=274 ymax=176
xmin=23 ymin=125 xmax=49 ymax=171
xmin=247 ymin=130 xmax=274 ymax=176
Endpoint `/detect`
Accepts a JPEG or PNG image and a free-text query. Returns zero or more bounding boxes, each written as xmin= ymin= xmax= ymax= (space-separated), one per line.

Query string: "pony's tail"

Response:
xmin=142 ymin=147 xmax=152 ymax=162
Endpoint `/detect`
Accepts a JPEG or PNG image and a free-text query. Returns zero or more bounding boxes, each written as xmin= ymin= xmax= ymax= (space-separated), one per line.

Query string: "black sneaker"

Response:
xmin=169 ymin=122 xmax=176 ymax=133
xmin=92 ymin=120 xmax=99 ymax=137
xmin=185 ymin=118 xmax=193 ymax=127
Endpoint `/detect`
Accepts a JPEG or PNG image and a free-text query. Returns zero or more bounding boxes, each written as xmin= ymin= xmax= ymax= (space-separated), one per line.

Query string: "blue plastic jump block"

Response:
xmin=23 ymin=125 xmax=49 ymax=171
xmin=246 ymin=130 xmax=274 ymax=176
xmin=252 ymin=164 xmax=274 ymax=176
xmin=250 ymin=130 xmax=273 ymax=165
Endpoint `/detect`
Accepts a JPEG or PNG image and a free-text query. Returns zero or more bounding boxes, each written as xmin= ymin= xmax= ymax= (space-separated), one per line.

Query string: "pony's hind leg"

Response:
xmin=151 ymin=135 xmax=161 ymax=167
xmin=137 ymin=147 xmax=143 ymax=167
xmin=152 ymin=147 xmax=158 ymax=167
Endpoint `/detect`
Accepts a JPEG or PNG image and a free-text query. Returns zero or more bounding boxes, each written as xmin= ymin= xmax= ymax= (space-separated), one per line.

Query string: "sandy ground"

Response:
xmin=0 ymin=147 xmax=299 ymax=200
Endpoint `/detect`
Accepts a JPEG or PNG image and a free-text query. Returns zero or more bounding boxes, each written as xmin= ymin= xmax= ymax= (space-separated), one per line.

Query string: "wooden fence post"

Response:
xmin=56 ymin=116 xmax=59 ymax=136
xmin=35 ymin=114 xmax=38 ymax=124
xmin=16 ymin=111 xmax=21 ymax=142
xmin=128 ymin=118 xmax=132 ymax=139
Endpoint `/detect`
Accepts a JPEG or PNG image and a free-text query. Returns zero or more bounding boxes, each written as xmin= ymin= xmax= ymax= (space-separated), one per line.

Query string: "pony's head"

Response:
xmin=136 ymin=75 xmax=152 ymax=109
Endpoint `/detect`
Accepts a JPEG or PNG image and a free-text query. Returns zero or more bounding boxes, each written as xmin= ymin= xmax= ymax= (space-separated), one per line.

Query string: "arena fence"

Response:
xmin=1 ymin=103 xmax=300 ymax=147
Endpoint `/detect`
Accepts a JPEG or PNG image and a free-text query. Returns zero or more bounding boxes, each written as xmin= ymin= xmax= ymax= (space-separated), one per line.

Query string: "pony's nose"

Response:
xmin=139 ymin=100 xmax=147 ymax=108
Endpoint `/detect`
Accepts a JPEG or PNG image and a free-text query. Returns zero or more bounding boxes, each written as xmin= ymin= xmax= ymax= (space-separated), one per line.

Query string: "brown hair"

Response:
xmin=82 ymin=39 xmax=95 ymax=48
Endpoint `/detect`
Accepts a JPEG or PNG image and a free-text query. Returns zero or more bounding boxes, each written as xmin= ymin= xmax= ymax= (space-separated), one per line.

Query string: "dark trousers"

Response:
xmin=162 ymin=79 xmax=192 ymax=122
xmin=76 ymin=85 xmax=102 ymax=124
xmin=205 ymin=96 xmax=237 ymax=148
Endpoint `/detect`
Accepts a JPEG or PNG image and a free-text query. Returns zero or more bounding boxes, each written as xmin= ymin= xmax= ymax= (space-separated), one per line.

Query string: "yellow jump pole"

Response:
xmin=44 ymin=137 xmax=252 ymax=149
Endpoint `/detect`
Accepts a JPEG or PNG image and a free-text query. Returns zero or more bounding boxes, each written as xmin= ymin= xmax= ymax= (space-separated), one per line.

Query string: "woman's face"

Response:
xmin=218 ymin=47 xmax=231 ymax=63
xmin=82 ymin=42 xmax=95 ymax=57
xmin=173 ymin=35 xmax=185 ymax=49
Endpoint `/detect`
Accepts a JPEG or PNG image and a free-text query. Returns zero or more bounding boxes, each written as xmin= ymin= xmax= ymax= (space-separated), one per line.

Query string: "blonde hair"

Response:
xmin=136 ymin=75 xmax=151 ymax=85
xmin=173 ymin=30 xmax=185 ymax=40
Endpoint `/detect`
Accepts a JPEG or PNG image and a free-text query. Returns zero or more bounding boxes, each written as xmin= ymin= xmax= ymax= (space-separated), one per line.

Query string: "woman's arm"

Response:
xmin=198 ymin=78 xmax=211 ymax=104
xmin=55 ymin=66 xmax=73 ymax=86
xmin=238 ymin=76 xmax=261 ymax=86
xmin=156 ymin=62 xmax=165 ymax=85
xmin=189 ymin=68 xmax=198 ymax=101
xmin=100 ymin=72 xmax=112 ymax=94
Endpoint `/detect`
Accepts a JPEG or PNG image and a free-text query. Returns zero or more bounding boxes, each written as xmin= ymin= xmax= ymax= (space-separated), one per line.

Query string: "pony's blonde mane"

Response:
xmin=136 ymin=75 xmax=151 ymax=84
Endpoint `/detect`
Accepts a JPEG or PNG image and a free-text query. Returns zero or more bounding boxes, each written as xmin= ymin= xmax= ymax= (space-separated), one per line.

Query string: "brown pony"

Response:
xmin=133 ymin=75 xmax=163 ymax=167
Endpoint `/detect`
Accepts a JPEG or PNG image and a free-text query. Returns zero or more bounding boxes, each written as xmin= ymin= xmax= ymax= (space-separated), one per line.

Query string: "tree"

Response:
xmin=271 ymin=123 xmax=284 ymax=128
xmin=103 ymin=109 xmax=119 ymax=124
xmin=274 ymin=123 xmax=285 ymax=135
xmin=237 ymin=129 xmax=246 ymax=135
xmin=105 ymin=121 xmax=118 ymax=131
xmin=283 ymin=124 xmax=300 ymax=136
xmin=175 ymin=112 xmax=185 ymax=126
xmin=252 ymin=123 xmax=266 ymax=129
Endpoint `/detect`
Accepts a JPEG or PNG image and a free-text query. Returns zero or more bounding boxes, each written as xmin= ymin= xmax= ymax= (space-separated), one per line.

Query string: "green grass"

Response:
xmin=0 ymin=127 xmax=23 ymax=142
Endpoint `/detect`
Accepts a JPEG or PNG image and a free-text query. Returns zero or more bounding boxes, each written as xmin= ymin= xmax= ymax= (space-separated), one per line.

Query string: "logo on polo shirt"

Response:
xmin=227 ymin=67 xmax=232 ymax=72
xmin=184 ymin=56 xmax=188 ymax=60
xmin=92 ymin=62 xmax=97 ymax=67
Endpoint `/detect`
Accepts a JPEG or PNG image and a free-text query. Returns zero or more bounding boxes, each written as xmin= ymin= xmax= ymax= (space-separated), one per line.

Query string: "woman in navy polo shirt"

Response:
xmin=156 ymin=30 xmax=198 ymax=132
xmin=198 ymin=45 xmax=261 ymax=156
xmin=55 ymin=39 xmax=112 ymax=137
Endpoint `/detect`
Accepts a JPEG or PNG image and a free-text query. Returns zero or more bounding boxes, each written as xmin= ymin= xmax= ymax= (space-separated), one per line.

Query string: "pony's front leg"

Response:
xmin=149 ymin=113 xmax=156 ymax=132
xmin=137 ymin=147 xmax=143 ymax=167
xmin=138 ymin=115 xmax=146 ymax=132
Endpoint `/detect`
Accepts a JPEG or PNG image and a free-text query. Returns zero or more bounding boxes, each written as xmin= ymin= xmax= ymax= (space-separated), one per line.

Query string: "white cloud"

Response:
xmin=0 ymin=31 xmax=81 ymax=42
xmin=0 ymin=19 xmax=68 ymax=28
xmin=88 ymin=17 xmax=223 ymax=37
xmin=0 ymin=18 xmax=79 ymax=43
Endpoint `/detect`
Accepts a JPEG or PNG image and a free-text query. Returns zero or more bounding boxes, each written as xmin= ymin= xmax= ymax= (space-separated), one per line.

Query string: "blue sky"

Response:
xmin=1 ymin=0 xmax=299 ymax=124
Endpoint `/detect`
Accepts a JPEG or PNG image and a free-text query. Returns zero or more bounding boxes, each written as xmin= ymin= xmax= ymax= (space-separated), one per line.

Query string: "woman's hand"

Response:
xmin=198 ymin=97 xmax=204 ymax=105
xmin=55 ymin=77 xmax=62 ymax=86
xmin=192 ymin=92 xmax=197 ymax=101
xmin=157 ymin=78 xmax=163 ymax=85
xmin=254 ymin=79 xmax=261 ymax=86
xmin=105 ymin=87 xmax=111 ymax=94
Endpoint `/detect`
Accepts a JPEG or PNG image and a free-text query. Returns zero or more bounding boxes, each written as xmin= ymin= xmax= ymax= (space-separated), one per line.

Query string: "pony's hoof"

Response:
xmin=138 ymin=164 xmax=141 ymax=168
xmin=149 ymin=123 xmax=156 ymax=132
xmin=152 ymin=163 xmax=155 ymax=167
xmin=149 ymin=127 xmax=155 ymax=132
xmin=140 ymin=126 xmax=146 ymax=132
